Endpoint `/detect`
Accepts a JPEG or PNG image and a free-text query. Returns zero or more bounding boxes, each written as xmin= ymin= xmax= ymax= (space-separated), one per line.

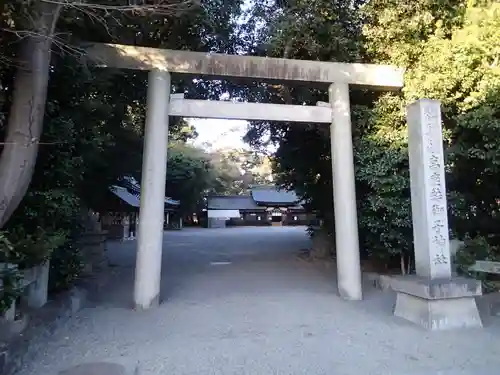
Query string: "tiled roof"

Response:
xmin=206 ymin=186 xmax=305 ymax=210
xmin=250 ymin=186 xmax=299 ymax=205
xmin=118 ymin=177 xmax=180 ymax=206
xmin=207 ymin=195 xmax=265 ymax=210
xmin=109 ymin=186 xmax=140 ymax=207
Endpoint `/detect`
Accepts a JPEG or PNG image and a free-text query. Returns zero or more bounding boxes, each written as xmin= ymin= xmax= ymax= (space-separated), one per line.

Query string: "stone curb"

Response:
xmin=56 ymin=359 xmax=139 ymax=375
xmin=0 ymin=286 xmax=88 ymax=375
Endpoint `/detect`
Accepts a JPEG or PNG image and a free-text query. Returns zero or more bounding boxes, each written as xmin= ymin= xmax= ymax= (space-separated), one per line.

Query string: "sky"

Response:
xmin=189 ymin=119 xmax=251 ymax=151
xmin=188 ymin=0 xmax=261 ymax=153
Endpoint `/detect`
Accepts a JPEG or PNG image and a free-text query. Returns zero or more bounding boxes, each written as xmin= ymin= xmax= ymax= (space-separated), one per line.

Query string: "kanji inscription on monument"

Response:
xmin=407 ymin=99 xmax=451 ymax=279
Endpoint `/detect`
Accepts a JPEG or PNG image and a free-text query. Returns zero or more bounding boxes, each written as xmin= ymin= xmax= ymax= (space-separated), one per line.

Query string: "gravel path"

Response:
xmin=15 ymin=227 xmax=500 ymax=375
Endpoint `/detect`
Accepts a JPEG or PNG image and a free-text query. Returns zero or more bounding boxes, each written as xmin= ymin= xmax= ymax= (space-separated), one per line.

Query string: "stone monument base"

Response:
xmin=391 ymin=275 xmax=483 ymax=330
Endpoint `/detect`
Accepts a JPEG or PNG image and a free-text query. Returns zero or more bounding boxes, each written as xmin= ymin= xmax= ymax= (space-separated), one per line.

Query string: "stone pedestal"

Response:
xmin=392 ymin=275 xmax=482 ymax=330
xmin=311 ymin=229 xmax=333 ymax=259
xmin=24 ymin=261 xmax=50 ymax=309
xmin=77 ymin=231 xmax=108 ymax=275
xmin=395 ymin=99 xmax=482 ymax=330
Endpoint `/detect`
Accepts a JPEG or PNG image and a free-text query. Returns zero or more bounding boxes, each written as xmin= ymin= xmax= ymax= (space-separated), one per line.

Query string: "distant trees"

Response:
xmin=163 ymin=143 xmax=275 ymax=215
xmin=208 ymin=148 xmax=273 ymax=195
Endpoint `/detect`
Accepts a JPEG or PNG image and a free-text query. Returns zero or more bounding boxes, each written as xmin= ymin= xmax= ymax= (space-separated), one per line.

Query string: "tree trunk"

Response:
xmin=0 ymin=1 xmax=62 ymax=228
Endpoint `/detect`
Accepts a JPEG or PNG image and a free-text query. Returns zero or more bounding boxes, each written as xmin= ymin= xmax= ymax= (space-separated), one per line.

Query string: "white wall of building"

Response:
xmin=207 ymin=209 xmax=240 ymax=219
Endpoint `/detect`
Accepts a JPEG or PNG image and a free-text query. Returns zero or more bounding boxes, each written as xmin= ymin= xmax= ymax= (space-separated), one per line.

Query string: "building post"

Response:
xmin=134 ymin=69 xmax=170 ymax=310
xmin=328 ymin=83 xmax=362 ymax=301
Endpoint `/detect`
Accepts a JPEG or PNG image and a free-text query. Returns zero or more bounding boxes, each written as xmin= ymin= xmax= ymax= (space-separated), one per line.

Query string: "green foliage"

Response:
xmin=250 ymin=0 xmax=363 ymax=61
xmin=359 ymin=1 xmax=500 ymax=262
xmin=355 ymin=135 xmax=412 ymax=261
xmin=49 ymin=242 xmax=84 ymax=292
xmin=361 ymin=0 xmax=466 ymax=66
xmin=167 ymin=142 xmax=215 ymax=214
xmin=0 ymin=267 xmax=21 ymax=314
xmin=454 ymin=237 xmax=500 ymax=291
xmin=0 ymin=0 xmax=245 ymax=292
xmin=454 ymin=237 xmax=494 ymax=272
xmin=1 ymin=227 xmax=67 ymax=268
xmin=0 ymin=232 xmax=22 ymax=313
xmin=364 ymin=1 xmax=500 ymax=253
xmin=0 ymin=0 xmax=496 ymax=284
xmin=208 ymin=149 xmax=273 ymax=195
xmin=0 ymin=231 xmax=22 ymax=263
xmin=245 ymin=0 xmax=500 ymax=268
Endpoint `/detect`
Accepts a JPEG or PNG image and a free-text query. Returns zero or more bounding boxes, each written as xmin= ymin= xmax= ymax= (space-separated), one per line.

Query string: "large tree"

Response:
xmin=0 ymin=0 xmax=244 ymax=292
xmin=244 ymin=0 xmax=500 ymax=269
xmin=363 ymin=0 xmax=500 ymax=244
xmin=243 ymin=0 xmax=366 ymax=249
xmin=0 ymin=0 xmax=243 ymax=227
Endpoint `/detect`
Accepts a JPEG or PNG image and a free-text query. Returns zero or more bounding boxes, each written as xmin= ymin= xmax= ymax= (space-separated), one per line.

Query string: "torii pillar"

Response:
xmin=134 ymin=69 xmax=170 ymax=310
xmin=329 ymin=83 xmax=362 ymax=300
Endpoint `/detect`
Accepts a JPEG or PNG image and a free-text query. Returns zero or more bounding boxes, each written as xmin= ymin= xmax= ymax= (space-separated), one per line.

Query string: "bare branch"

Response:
xmin=0 ymin=54 xmax=18 ymax=68
xmin=2 ymin=28 xmax=87 ymax=62
xmin=40 ymin=0 xmax=197 ymax=15
xmin=1 ymin=0 xmax=200 ymax=67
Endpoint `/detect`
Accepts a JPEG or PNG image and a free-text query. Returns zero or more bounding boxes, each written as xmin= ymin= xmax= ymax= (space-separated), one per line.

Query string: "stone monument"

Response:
xmin=391 ymin=99 xmax=483 ymax=330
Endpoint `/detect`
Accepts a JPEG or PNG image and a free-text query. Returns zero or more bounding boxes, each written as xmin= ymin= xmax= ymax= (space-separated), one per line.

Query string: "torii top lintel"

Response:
xmin=83 ymin=43 xmax=404 ymax=90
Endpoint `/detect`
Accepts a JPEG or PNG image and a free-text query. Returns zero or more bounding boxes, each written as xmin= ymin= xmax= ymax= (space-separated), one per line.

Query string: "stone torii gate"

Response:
xmin=84 ymin=44 xmax=481 ymax=330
